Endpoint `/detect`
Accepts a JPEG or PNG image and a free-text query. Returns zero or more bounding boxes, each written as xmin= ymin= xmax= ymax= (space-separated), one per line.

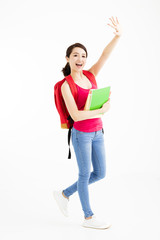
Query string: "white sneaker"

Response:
xmin=82 ymin=215 xmax=111 ymax=229
xmin=53 ymin=190 xmax=69 ymax=217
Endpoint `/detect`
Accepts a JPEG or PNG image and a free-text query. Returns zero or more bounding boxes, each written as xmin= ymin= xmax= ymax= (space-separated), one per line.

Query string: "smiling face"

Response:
xmin=66 ymin=47 xmax=87 ymax=72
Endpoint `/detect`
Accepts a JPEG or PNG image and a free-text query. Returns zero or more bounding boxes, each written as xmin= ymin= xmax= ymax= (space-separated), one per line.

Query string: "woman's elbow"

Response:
xmin=71 ymin=111 xmax=80 ymax=122
xmin=72 ymin=114 xmax=79 ymax=122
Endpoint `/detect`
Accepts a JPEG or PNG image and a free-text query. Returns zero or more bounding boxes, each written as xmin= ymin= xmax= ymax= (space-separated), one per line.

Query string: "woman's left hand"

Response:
xmin=107 ymin=16 xmax=123 ymax=37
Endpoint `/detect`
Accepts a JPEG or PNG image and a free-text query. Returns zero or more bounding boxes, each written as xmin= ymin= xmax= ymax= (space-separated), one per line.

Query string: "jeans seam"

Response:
xmin=75 ymin=134 xmax=91 ymax=215
xmin=92 ymin=146 xmax=102 ymax=180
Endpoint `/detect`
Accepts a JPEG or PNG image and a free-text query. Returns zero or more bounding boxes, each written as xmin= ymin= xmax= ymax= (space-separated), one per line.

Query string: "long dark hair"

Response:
xmin=61 ymin=43 xmax=88 ymax=77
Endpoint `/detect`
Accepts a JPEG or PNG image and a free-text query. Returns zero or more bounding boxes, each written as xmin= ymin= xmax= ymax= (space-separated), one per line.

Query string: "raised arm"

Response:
xmin=88 ymin=16 xmax=122 ymax=77
xmin=61 ymin=81 xmax=110 ymax=122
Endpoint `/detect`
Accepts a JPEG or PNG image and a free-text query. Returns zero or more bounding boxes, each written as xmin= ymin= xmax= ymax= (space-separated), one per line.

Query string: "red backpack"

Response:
xmin=54 ymin=69 xmax=97 ymax=158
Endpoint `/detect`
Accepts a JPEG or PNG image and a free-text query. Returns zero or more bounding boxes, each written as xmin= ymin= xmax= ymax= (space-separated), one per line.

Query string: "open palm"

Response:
xmin=107 ymin=16 xmax=123 ymax=36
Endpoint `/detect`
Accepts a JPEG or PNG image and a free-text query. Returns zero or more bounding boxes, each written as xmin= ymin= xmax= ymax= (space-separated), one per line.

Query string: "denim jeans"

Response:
xmin=63 ymin=127 xmax=106 ymax=218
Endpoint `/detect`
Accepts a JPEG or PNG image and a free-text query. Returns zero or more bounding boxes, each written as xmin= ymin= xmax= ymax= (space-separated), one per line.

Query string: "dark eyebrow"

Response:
xmin=73 ymin=52 xmax=86 ymax=55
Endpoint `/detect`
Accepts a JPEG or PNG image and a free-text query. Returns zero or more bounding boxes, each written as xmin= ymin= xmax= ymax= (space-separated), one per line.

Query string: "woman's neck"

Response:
xmin=70 ymin=70 xmax=84 ymax=81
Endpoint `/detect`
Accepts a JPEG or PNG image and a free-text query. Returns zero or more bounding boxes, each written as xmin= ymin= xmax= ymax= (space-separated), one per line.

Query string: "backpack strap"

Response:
xmin=67 ymin=125 xmax=72 ymax=159
xmin=65 ymin=74 xmax=78 ymax=102
xmin=82 ymin=70 xmax=98 ymax=88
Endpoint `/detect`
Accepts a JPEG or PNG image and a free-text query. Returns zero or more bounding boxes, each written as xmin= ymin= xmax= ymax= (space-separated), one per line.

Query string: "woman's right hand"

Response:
xmin=101 ymin=91 xmax=111 ymax=114
xmin=101 ymin=99 xmax=110 ymax=113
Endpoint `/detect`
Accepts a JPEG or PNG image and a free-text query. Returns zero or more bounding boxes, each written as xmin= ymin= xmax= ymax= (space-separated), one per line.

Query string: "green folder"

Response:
xmin=89 ymin=86 xmax=111 ymax=110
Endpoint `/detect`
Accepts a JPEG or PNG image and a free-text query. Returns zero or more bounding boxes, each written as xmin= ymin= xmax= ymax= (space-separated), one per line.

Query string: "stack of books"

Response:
xmin=84 ymin=86 xmax=111 ymax=118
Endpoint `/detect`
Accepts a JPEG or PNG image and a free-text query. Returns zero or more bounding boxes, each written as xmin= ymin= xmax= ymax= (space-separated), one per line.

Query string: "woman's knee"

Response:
xmin=96 ymin=170 xmax=106 ymax=180
xmin=78 ymin=172 xmax=91 ymax=181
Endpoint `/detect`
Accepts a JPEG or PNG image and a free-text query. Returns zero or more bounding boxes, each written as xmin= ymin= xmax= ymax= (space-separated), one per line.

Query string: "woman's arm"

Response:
xmin=88 ymin=16 xmax=122 ymax=77
xmin=61 ymin=81 xmax=110 ymax=122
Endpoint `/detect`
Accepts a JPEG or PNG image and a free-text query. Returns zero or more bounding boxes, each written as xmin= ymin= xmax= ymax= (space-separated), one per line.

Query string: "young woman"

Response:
xmin=53 ymin=16 xmax=122 ymax=229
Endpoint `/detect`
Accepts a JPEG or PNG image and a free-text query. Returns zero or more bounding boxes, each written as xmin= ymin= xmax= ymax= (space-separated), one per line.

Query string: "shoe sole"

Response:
xmin=82 ymin=224 xmax=112 ymax=230
xmin=53 ymin=191 xmax=69 ymax=217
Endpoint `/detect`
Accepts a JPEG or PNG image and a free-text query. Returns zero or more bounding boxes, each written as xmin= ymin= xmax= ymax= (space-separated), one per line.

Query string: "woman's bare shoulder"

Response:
xmin=61 ymin=80 xmax=69 ymax=91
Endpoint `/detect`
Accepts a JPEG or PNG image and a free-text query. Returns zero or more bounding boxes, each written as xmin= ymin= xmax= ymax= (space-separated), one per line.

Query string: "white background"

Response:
xmin=0 ymin=0 xmax=160 ymax=239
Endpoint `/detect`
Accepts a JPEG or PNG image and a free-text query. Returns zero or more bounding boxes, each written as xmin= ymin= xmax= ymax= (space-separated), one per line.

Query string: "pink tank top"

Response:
xmin=73 ymin=81 xmax=103 ymax=132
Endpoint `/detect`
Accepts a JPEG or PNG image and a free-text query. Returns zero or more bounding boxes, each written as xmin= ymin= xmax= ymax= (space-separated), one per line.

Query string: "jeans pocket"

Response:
xmin=72 ymin=128 xmax=83 ymax=141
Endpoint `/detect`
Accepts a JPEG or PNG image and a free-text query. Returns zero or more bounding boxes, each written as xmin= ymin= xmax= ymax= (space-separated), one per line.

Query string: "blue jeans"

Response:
xmin=63 ymin=127 xmax=106 ymax=218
